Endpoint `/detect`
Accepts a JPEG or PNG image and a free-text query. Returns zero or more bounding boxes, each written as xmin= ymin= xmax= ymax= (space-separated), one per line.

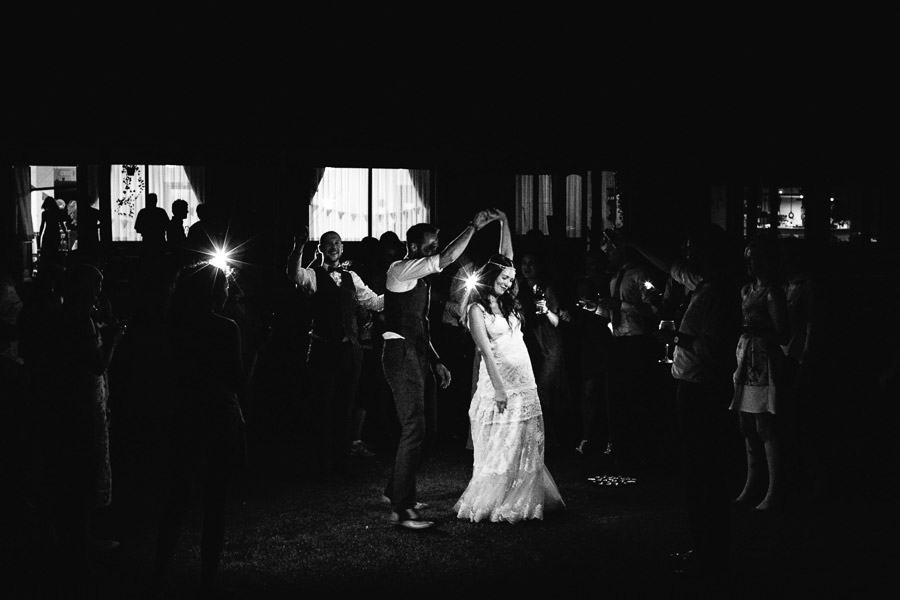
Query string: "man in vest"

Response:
xmin=383 ymin=209 xmax=500 ymax=529
xmin=287 ymin=228 xmax=384 ymax=478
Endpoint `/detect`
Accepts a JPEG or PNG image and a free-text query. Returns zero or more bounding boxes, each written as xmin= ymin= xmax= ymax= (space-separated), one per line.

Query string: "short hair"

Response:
xmin=406 ymin=223 xmax=439 ymax=247
xmin=172 ymin=199 xmax=188 ymax=213
xmin=147 ymin=193 xmax=158 ymax=206
xmin=319 ymin=231 xmax=341 ymax=244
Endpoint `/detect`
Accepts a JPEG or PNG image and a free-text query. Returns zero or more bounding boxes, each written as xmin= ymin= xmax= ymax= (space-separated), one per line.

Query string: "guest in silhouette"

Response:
xmin=431 ymin=251 xmax=479 ymax=451
xmin=76 ymin=202 xmax=103 ymax=254
xmin=346 ymin=236 xmax=383 ymax=458
xmin=779 ymin=237 xmax=828 ymax=500
xmin=166 ymin=198 xmax=189 ymax=248
xmin=151 ymin=260 xmax=252 ymax=597
xmin=596 ymin=232 xmax=663 ymax=467
xmin=134 ymin=193 xmax=169 ymax=253
xmin=286 ymin=227 xmax=384 ymax=477
xmin=572 ymin=250 xmax=613 ymax=457
xmin=516 ymin=246 xmax=568 ymax=453
xmin=187 ymin=203 xmax=227 ymax=259
xmin=367 ymin=232 xmax=407 ymax=452
xmin=608 ymin=224 xmax=742 ymax=577
xmin=38 ymin=196 xmax=68 ymax=268
xmin=730 ymin=232 xmax=790 ymax=511
xmin=41 ymin=259 xmax=126 ymax=590
xmin=0 ymin=267 xmax=25 ymax=473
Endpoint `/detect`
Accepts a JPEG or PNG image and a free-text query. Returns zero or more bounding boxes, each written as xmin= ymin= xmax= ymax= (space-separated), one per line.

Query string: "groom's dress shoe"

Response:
xmin=381 ymin=495 xmax=429 ymax=511
xmin=390 ymin=508 xmax=434 ymax=530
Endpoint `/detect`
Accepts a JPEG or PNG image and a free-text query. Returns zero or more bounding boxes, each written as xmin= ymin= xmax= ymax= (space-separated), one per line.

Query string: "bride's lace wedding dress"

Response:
xmin=454 ymin=304 xmax=565 ymax=523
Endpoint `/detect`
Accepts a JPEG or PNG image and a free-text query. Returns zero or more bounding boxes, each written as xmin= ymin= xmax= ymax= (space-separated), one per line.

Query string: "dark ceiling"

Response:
xmin=5 ymin=6 xmax=898 ymax=181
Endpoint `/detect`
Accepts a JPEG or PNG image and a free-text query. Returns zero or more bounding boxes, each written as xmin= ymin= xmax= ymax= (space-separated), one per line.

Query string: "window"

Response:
xmin=110 ymin=164 xmax=204 ymax=241
xmin=515 ymin=171 xmax=607 ymax=238
xmin=514 ymin=174 xmax=552 ymax=234
xmin=28 ymin=165 xmax=78 ymax=256
xmin=309 ymin=167 xmax=433 ymax=241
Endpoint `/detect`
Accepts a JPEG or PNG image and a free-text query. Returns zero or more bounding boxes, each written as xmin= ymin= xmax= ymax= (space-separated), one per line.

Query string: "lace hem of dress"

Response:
xmin=469 ymin=388 xmax=543 ymax=424
xmin=454 ymin=469 xmax=565 ymax=523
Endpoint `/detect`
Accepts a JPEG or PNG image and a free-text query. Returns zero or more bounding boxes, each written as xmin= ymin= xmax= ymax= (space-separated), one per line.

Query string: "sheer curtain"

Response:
xmin=372 ymin=168 xmax=431 ymax=239
xmin=110 ymin=164 xmax=205 ymax=241
xmin=565 ymin=174 xmax=583 ymax=238
xmin=12 ymin=166 xmax=34 ymax=241
xmin=309 ymin=168 xmax=368 ymax=240
xmin=309 ymin=167 xmax=432 ymax=241
xmin=515 ymin=174 xmax=553 ymax=235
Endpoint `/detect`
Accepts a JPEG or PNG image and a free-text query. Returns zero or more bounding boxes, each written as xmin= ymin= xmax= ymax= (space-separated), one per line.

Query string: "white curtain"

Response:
xmin=110 ymin=164 xmax=204 ymax=241
xmin=309 ymin=167 xmax=368 ymax=241
xmin=515 ymin=175 xmax=534 ymax=233
xmin=566 ymin=174 xmax=583 ymax=238
xmin=515 ymin=174 xmax=553 ymax=235
xmin=309 ymin=167 xmax=432 ymax=241
xmin=372 ymin=168 xmax=431 ymax=240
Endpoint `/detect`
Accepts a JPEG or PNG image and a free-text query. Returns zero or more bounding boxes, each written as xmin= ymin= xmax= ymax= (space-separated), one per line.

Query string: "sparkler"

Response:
xmin=207 ymin=245 xmax=234 ymax=276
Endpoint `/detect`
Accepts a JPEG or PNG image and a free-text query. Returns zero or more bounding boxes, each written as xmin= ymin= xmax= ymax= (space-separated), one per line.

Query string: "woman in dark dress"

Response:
xmin=151 ymin=260 xmax=253 ymax=596
xmin=516 ymin=248 xmax=568 ymax=452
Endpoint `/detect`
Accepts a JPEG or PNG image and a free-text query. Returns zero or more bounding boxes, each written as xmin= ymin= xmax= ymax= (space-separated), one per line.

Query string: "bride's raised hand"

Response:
xmin=494 ymin=388 xmax=508 ymax=414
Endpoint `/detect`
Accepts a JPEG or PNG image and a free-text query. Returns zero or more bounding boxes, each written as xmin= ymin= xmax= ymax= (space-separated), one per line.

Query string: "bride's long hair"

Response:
xmin=469 ymin=253 xmax=521 ymax=324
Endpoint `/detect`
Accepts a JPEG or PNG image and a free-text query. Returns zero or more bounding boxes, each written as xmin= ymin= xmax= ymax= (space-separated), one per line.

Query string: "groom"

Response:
xmin=382 ymin=208 xmax=499 ymax=529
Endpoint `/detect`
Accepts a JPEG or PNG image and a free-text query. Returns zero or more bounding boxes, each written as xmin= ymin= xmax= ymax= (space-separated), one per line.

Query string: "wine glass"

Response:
xmin=658 ymin=319 xmax=675 ymax=364
xmin=533 ymin=284 xmax=546 ymax=315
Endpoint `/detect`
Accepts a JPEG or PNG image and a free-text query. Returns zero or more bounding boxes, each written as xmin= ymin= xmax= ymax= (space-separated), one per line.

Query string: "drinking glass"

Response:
xmin=658 ymin=319 xmax=675 ymax=363
xmin=533 ymin=284 xmax=546 ymax=315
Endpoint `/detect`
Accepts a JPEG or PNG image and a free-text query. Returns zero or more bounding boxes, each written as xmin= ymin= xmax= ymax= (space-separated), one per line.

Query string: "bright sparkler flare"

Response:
xmin=208 ymin=246 xmax=234 ymax=275
xmin=643 ymin=280 xmax=656 ymax=291
xmin=464 ymin=273 xmax=480 ymax=293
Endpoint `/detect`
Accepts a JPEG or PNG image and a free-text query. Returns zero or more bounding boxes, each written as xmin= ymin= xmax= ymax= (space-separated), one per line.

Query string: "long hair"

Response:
xmin=469 ymin=254 xmax=520 ymax=324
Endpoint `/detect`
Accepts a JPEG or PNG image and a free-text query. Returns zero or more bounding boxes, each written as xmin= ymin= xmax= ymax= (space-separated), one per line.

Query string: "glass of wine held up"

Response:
xmin=533 ymin=284 xmax=546 ymax=315
xmin=658 ymin=319 xmax=675 ymax=364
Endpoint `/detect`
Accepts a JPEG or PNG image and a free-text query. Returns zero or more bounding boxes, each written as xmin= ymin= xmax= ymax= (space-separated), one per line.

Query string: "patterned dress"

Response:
xmin=454 ymin=304 xmax=565 ymax=523
xmin=730 ymin=284 xmax=784 ymax=414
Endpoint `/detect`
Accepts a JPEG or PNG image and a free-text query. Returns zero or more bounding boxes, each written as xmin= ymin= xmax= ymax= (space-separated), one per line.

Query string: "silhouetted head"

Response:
xmin=744 ymin=231 xmax=781 ymax=282
xmin=405 ymin=223 xmax=440 ymax=259
xmin=172 ymin=199 xmax=188 ymax=219
xmin=147 ymin=193 xmax=159 ymax=208
xmin=684 ymin=222 xmax=733 ymax=279
xmin=61 ymin=260 xmax=104 ymax=316
xmin=170 ymin=261 xmax=230 ymax=317
xmin=583 ymin=251 xmax=608 ymax=279
xmin=379 ymin=231 xmax=405 ymax=263
xmin=518 ymin=250 xmax=549 ymax=284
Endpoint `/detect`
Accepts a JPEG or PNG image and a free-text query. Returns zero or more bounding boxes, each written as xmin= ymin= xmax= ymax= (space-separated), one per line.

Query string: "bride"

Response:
xmin=454 ymin=213 xmax=565 ymax=523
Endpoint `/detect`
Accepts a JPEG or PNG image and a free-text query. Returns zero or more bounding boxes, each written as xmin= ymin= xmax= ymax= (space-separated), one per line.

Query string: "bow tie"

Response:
xmin=327 ymin=265 xmax=345 ymax=273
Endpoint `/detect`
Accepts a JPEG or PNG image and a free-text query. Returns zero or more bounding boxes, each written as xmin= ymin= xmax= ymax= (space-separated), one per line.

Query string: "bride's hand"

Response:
xmin=494 ymin=389 xmax=508 ymax=414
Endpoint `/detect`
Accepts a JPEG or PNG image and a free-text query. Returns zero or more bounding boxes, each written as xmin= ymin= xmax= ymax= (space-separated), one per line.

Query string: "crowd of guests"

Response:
xmin=2 ymin=201 xmax=894 ymax=595
xmin=1 ymin=199 xmax=259 ymax=598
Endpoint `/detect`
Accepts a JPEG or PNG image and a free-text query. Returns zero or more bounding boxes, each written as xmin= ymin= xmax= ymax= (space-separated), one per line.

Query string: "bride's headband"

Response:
xmin=485 ymin=260 xmax=515 ymax=275
xmin=464 ymin=261 xmax=515 ymax=293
